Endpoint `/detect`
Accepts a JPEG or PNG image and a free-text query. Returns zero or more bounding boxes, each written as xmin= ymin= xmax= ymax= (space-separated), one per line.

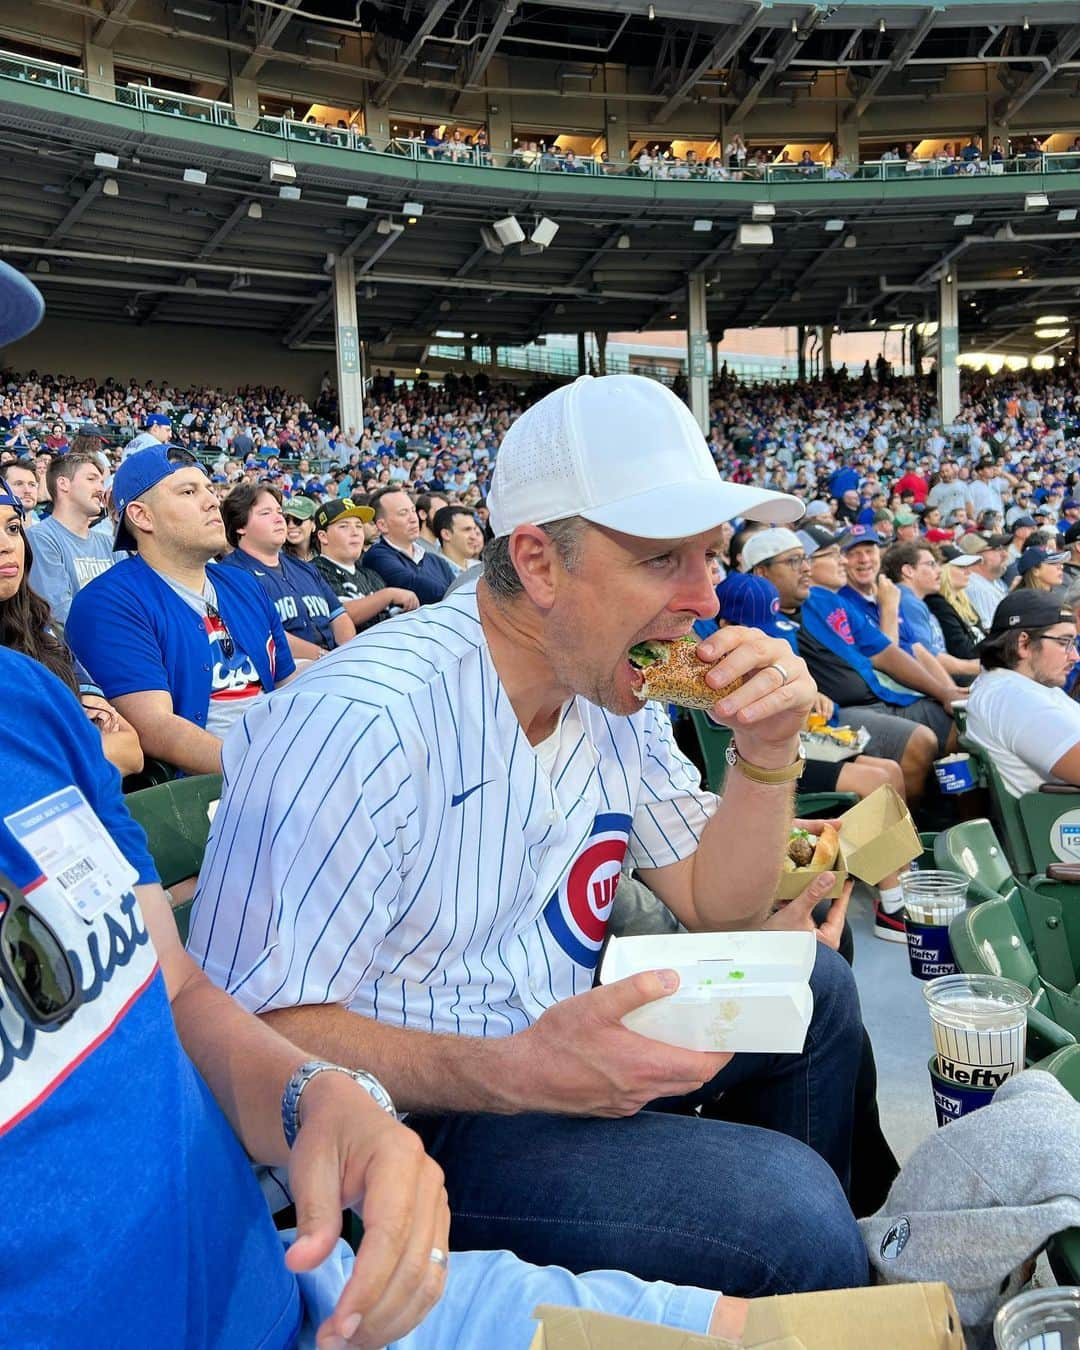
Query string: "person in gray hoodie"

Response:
xmin=859 ymin=1068 xmax=1080 ymax=1347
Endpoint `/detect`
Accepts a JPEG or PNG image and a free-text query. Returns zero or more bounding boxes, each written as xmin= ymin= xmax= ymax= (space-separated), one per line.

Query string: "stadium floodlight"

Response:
xmin=530 ymin=216 xmax=559 ymax=248
xmin=183 ymin=167 xmax=208 ymax=185
xmin=1024 ymin=193 xmax=1049 ymax=212
xmin=751 ymin=203 xmax=775 ymax=221
xmin=953 ymin=212 xmax=974 ymax=227
xmin=1037 ymin=315 xmax=1068 ymax=325
xmin=734 ymin=223 xmax=773 ymax=248
xmin=692 ymin=219 xmax=712 ymax=232
xmin=480 ymin=226 xmax=504 ymax=254
xmin=843 ymin=234 xmax=857 ymax=249
xmin=278 ymin=185 xmax=301 ymax=200
xmin=401 ymin=200 xmax=424 ymax=217
xmin=346 ymin=194 xmax=368 ymax=210
xmin=94 ymin=151 xmax=119 ymax=170
xmin=492 ymin=215 xmax=526 ymax=246
xmin=102 ymin=177 xmax=120 ymax=197
xmin=824 ymin=218 xmax=844 ymax=231
xmin=268 ymin=160 xmax=296 ymax=184
xmin=1058 ymin=208 xmax=1079 ymax=222
xmin=1035 ymin=327 xmax=1069 ymax=339
xmin=247 ymin=201 xmax=263 ymax=220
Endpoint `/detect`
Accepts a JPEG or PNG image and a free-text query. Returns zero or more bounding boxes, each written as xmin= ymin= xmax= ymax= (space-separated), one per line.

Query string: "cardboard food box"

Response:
xmin=776 ymin=783 xmax=922 ymax=902
xmin=599 ymin=930 xmax=816 ymax=1054
xmin=529 ymin=1283 xmax=963 ymax=1350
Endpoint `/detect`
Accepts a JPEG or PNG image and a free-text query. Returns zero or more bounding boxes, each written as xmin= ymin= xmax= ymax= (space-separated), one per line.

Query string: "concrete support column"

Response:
xmin=83 ymin=42 xmax=115 ymax=101
xmin=596 ymin=330 xmax=608 ymax=376
xmin=835 ymin=121 xmax=859 ymax=170
xmin=485 ymin=58 xmax=513 ymax=156
xmin=821 ymin=323 xmax=834 ymax=373
xmin=229 ymin=74 xmax=260 ymax=130
xmin=331 ymin=256 xmax=364 ymax=442
xmin=577 ymin=332 xmax=587 ymax=376
xmin=602 ymin=64 xmax=630 ymax=164
xmin=687 ymin=272 xmax=710 ymax=433
xmin=797 ymin=324 xmax=807 ymax=382
xmin=712 ymin=337 xmax=721 ymax=379
xmin=937 ymin=270 xmax=961 ymax=426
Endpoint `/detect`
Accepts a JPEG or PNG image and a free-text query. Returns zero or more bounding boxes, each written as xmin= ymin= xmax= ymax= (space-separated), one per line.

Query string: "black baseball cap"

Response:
xmin=1062 ymin=520 xmax=1080 ymax=547
xmin=797 ymin=524 xmax=838 ymax=554
xmin=983 ymin=590 xmax=1072 ymax=640
xmin=312 ymin=496 xmax=374 ymax=533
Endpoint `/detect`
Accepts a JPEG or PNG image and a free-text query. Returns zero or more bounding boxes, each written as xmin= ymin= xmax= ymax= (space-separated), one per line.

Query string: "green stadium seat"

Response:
xmin=958 ymin=738 xmax=1080 ymax=879
xmin=1029 ymin=1044 xmax=1080 ymax=1283
xmin=688 ymin=711 xmax=857 ymax=817
xmin=124 ymin=774 xmax=223 ymax=940
xmin=934 ymin=819 xmax=1017 ymax=904
xmin=949 ymin=891 xmax=1080 ymax=1060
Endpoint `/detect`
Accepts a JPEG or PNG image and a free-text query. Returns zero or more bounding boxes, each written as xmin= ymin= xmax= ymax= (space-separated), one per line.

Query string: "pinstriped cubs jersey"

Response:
xmin=188 ymin=579 xmax=718 ymax=1035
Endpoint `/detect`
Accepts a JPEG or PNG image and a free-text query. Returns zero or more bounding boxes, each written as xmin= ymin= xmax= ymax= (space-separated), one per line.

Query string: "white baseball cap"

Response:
xmin=743 ymin=527 xmax=805 ymax=570
xmin=487 ymin=375 xmax=803 ymax=539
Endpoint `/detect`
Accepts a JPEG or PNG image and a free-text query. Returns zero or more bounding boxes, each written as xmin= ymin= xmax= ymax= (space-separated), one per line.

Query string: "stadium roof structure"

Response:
xmin=2 ymin=6 xmax=1080 ymax=362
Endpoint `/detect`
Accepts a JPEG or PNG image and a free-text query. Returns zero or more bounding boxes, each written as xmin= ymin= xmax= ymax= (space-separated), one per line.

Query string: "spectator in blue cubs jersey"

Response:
xmin=66 ymin=445 xmax=296 ymax=777
xmin=219 ymin=481 xmax=355 ymax=659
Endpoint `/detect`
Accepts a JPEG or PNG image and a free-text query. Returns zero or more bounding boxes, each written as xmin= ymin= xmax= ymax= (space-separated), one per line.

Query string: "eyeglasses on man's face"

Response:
xmin=1034 ymin=632 xmax=1080 ymax=655
xmin=769 ymin=552 xmax=810 ymax=570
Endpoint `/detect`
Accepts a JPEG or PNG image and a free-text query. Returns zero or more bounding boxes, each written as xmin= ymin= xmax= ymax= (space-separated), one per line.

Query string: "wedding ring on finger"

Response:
xmin=767 ymin=661 xmax=790 ymax=686
xmin=429 ymin=1247 xmax=449 ymax=1270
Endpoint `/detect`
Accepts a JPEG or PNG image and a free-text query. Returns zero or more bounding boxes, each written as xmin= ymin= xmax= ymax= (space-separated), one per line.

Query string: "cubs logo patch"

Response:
xmin=826 ymin=607 xmax=855 ymax=645
xmin=543 ymin=812 xmax=632 ymax=968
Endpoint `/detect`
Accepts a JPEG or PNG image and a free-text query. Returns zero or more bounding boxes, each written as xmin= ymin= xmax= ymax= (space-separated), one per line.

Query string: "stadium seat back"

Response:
xmin=963 ymin=743 xmax=1036 ymax=878
xmin=124 ymin=774 xmax=223 ymax=889
xmin=934 ymin=819 xmax=1016 ymax=898
xmin=1032 ymin=1045 xmax=1080 ymax=1285
xmin=688 ymin=712 xmax=856 ymax=816
xmin=1018 ymin=789 xmax=1080 ymax=875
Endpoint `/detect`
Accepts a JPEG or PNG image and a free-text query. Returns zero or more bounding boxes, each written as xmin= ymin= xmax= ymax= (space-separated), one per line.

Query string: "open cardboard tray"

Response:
xmin=530 ymin=1282 xmax=964 ymax=1350
xmin=800 ymin=724 xmax=871 ymax=763
xmin=776 ymin=783 xmax=922 ymax=902
xmin=599 ymin=930 xmax=816 ymax=1054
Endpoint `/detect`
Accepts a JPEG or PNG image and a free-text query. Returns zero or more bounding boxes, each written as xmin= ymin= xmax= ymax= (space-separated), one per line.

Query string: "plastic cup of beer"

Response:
xmin=900 ymin=869 xmax=969 ymax=980
xmin=994 ymin=1285 xmax=1080 ymax=1349
xmin=923 ymin=973 xmax=1032 ymax=1093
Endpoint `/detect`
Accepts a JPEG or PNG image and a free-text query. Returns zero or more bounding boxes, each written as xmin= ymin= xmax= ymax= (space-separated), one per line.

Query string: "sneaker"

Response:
xmin=873 ymin=898 xmax=908 ymax=943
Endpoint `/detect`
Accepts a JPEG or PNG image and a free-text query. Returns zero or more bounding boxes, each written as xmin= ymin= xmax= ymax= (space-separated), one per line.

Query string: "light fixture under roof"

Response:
xmin=843 ymin=234 xmax=857 ymax=249
xmin=530 ymin=216 xmax=559 ymax=248
xmin=752 ymin=202 xmax=775 ymax=221
xmin=401 ymin=200 xmax=423 ymax=217
xmin=278 ymin=184 xmax=301 ymax=200
xmin=1024 ymin=193 xmax=1049 ymax=212
xmin=735 ymin=223 xmax=773 ymax=248
xmin=616 ymin=233 xmax=631 ymax=249
xmin=93 ymin=151 xmax=119 ymax=170
xmin=1059 ymin=208 xmax=1079 ymax=222
xmin=377 ymin=217 xmax=404 ymax=235
xmin=102 ymin=177 xmax=119 ymax=197
xmin=346 ymin=194 xmax=368 ymax=210
xmin=824 ymin=218 xmax=844 ymax=232
xmin=692 ymin=218 xmax=712 ymax=232
xmin=953 ymin=212 xmax=974 ymax=227
xmin=247 ymin=201 xmax=263 ymax=220
xmin=183 ymin=167 xmax=207 ymax=185
xmin=492 ymin=215 xmax=526 ymax=246
xmin=174 ymin=4 xmax=215 ymax=20
xmin=305 ymin=36 xmax=341 ymax=51
xmin=1036 ymin=327 xmax=1069 ymax=339
xmin=269 ymin=160 xmax=296 ymax=184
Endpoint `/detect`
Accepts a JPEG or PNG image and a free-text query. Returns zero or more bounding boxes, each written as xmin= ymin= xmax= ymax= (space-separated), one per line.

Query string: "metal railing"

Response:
xmin=3 ymin=49 xmax=1080 ymax=185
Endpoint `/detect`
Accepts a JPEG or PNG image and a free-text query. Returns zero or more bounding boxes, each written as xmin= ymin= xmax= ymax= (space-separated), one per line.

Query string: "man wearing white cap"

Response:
xmin=190 ymin=374 xmax=868 ymax=1298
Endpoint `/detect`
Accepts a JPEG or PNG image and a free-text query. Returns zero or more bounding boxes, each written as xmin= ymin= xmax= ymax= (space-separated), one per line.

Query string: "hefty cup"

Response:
xmin=994 ymin=1286 xmax=1080 ymax=1349
xmin=924 ymin=974 xmax=1032 ymax=1096
xmin=928 ymin=1053 xmax=996 ymax=1127
xmin=901 ymin=869 xmax=968 ymax=980
xmin=933 ymin=752 xmax=976 ymax=794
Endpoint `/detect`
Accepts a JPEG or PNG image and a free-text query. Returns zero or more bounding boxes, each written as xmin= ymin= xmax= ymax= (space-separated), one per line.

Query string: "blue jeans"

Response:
xmin=410 ymin=945 xmax=868 ymax=1296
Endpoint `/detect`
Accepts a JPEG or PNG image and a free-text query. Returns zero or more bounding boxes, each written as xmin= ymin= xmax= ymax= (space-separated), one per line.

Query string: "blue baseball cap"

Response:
xmin=145 ymin=412 xmax=172 ymax=428
xmin=0 ymin=259 xmax=45 ymax=346
xmin=838 ymin=525 xmax=884 ymax=551
xmin=715 ymin=572 xmax=792 ymax=640
xmin=112 ymin=444 xmax=205 ymax=551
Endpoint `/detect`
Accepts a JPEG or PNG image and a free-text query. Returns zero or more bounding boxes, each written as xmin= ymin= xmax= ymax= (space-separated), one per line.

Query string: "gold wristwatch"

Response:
xmin=725 ymin=741 xmax=806 ymax=785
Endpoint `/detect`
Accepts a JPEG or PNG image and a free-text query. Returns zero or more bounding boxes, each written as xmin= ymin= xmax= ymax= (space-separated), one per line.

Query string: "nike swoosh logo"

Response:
xmin=450 ymin=780 xmax=491 ymax=808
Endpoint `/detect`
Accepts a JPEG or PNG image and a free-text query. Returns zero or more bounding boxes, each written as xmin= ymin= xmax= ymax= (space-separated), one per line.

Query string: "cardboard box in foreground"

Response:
xmin=776 ymin=783 xmax=922 ymax=902
xmin=529 ymin=1282 xmax=963 ymax=1350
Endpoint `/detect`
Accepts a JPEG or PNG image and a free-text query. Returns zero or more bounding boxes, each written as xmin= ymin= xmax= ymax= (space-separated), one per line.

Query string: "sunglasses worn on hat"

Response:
xmin=0 ymin=871 xmax=82 ymax=1029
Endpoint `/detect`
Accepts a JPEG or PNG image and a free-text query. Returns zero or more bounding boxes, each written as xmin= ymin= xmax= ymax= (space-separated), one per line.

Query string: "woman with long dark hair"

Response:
xmin=0 ymin=478 xmax=142 ymax=776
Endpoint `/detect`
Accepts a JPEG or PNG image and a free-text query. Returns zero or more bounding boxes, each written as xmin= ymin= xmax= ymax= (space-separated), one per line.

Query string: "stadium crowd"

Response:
xmin=5 ymin=257 xmax=1080 ymax=1348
